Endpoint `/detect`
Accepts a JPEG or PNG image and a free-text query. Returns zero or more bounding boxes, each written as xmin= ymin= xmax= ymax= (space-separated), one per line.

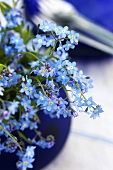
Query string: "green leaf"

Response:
xmin=0 ymin=2 xmax=11 ymax=15
xmin=85 ymin=107 xmax=88 ymax=112
xmin=17 ymin=131 xmax=32 ymax=144
xmin=0 ymin=63 xmax=6 ymax=74
xmin=22 ymin=29 xmax=32 ymax=44
xmin=43 ymin=47 xmax=51 ymax=56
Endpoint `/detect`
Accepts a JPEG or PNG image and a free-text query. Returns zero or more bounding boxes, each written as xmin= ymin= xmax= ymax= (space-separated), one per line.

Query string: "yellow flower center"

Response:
xmin=9 ymin=79 xmax=12 ymax=82
xmin=24 ymin=123 xmax=27 ymax=127
xmin=14 ymin=122 xmax=16 ymax=126
xmin=49 ymin=101 xmax=53 ymax=105
xmin=76 ymin=83 xmax=80 ymax=88
xmin=10 ymin=106 xmax=14 ymax=110
xmin=45 ymin=26 xmax=49 ymax=29
xmin=24 ymin=86 xmax=28 ymax=91
xmin=94 ymin=109 xmax=98 ymax=113
xmin=19 ymin=46 xmax=23 ymax=49
xmin=43 ymin=69 xmax=47 ymax=73
xmin=40 ymin=97 xmax=44 ymax=100
xmin=72 ymin=35 xmax=75 ymax=39
xmin=38 ymin=39 xmax=42 ymax=43
xmin=55 ymin=55 xmax=59 ymax=59
xmin=49 ymin=39 xmax=53 ymax=43
xmin=16 ymin=18 xmax=20 ymax=21
xmin=0 ymin=77 xmax=4 ymax=80
xmin=13 ymin=11 xmax=17 ymax=15
xmin=58 ymin=65 xmax=61 ymax=69
xmin=62 ymin=76 xmax=65 ymax=79
xmin=24 ymin=103 xmax=27 ymax=107
xmin=73 ymin=73 xmax=76 ymax=77
xmin=23 ymin=161 xmax=28 ymax=165
xmin=87 ymin=101 xmax=91 ymax=105
xmin=68 ymin=44 xmax=71 ymax=47
xmin=26 ymin=113 xmax=28 ymax=116
xmin=55 ymin=28 xmax=58 ymax=32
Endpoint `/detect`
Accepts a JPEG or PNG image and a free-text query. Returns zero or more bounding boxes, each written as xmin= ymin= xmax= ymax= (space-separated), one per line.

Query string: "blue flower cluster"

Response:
xmin=2 ymin=32 xmax=26 ymax=56
xmin=33 ymin=20 xmax=79 ymax=51
xmin=0 ymin=4 xmax=103 ymax=170
xmin=16 ymin=146 xmax=36 ymax=170
xmin=5 ymin=8 xmax=24 ymax=28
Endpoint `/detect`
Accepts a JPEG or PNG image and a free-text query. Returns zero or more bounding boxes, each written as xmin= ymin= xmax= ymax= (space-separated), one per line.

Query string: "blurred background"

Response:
xmin=1 ymin=0 xmax=113 ymax=169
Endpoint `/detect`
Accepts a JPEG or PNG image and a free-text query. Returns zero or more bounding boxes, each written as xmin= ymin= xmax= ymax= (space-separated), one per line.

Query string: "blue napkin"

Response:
xmin=65 ymin=0 xmax=113 ymax=31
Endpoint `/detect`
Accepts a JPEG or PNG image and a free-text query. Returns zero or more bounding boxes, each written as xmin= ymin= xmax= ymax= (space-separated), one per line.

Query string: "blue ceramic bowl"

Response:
xmin=0 ymin=114 xmax=71 ymax=170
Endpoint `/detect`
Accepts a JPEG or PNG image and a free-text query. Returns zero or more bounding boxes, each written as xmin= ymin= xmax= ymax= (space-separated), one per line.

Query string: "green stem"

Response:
xmin=0 ymin=125 xmax=23 ymax=151
xmin=34 ymin=129 xmax=42 ymax=139
xmin=35 ymin=78 xmax=48 ymax=97
xmin=12 ymin=0 xmax=16 ymax=7
xmin=0 ymin=98 xmax=6 ymax=110
xmin=17 ymin=131 xmax=32 ymax=144
xmin=81 ymin=92 xmax=87 ymax=100
xmin=23 ymin=52 xmax=44 ymax=65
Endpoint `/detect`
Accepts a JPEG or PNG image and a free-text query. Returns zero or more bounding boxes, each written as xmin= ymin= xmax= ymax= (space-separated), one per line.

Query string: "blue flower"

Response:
xmin=29 ymin=61 xmax=39 ymax=68
xmin=13 ymin=16 xmax=23 ymax=26
xmin=55 ymin=60 xmax=63 ymax=71
xmin=9 ymin=119 xmax=21 ymax=130
xmin=21 ymin=109 xmax=37 ymax=120
xmin=5 ymin=8 xmax=24 ymax=28
xmin=46 ymin=35 xmax=55 ymax=47
xmin=15 ymin=41 xmax=26 ymax=53
xmin=38 ymin=65 xmax=55 ymax=78
xmin=66 ymin=61 xmax=77 ymax=75
xmin=62 ymin=109 xmax=72 ymax=118
xmin=24 ymin=146 xmax=36 ymax=158
xmin=56 ymin=71 xmax=69 ymax=85
xmin=84 ymin=97 xmax=96 ymax=108
xmin=39 ymin=20 xmax=55 ymax=32
xmin=68 ymin=30 xmax=79 ymax=44
xmin=58 ymin=26 xmax=70 ymax=38
xmin=21 ymin=97 xmax=32 ymax=111
xmin=4 ymin=45 xmax=14 ymax=55
xmin=20 ymin=82 xmax=32 ymax=95
xmin=33 ymin=35 xmax=46 ymax=48
xmin=34 ymin=91 xmax=46 ymax=106
xmin=10 ymin=34 xmax=23 ymax=44
xmin=5 ymin=138 xmax=17 ymax=153
xmin=43 ymin=98 xmax=57 ymax=112
xmin=8 ymin=100 xmax=19 ymax=115
xmin=20 ymin=120 xmax=30 ymax=131
xmin=90 ymin=106 xmax=104 ymax=119
xmin=19 ymin=157 xmax=35 ymax=170
xmin=84 ymin=79 xmax=93 ymax=93
xmin=29 ymin=121 xmax=38 ymax=130
xmin=7 ymin=72 xmax=21 ymax=87
xmin=72 ymin=97 xmax=83 ymax=110
xmin=63 ymin=40 xmax=75 ymax=51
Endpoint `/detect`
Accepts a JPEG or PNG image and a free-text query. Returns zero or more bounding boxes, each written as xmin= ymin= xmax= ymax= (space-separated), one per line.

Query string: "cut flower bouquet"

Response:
xmin=0 ymin=1 xmax=103 ymax=170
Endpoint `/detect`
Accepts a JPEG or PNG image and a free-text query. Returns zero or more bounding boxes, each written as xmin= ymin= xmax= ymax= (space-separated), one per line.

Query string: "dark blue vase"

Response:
xmin=0 ymin=109 xmax=71 ymax=170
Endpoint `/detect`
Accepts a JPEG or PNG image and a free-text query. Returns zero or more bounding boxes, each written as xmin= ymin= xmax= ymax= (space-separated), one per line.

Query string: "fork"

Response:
xmin=24 ymin=0 xmax=113 ymax=55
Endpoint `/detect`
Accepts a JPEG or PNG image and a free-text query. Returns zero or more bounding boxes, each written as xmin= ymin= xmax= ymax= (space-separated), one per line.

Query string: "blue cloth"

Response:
xmin=24 ymin=0 xmax=113 ymax=31
xmin=65 ymin=0 xmax=113 ymax=31
xmin=24 ymin=0 xmax=39 ymax=16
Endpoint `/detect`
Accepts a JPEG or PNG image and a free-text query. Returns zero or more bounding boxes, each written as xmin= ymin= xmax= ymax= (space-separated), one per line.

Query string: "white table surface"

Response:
xmin=43 ymin=57 xmax=113 ymax=170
